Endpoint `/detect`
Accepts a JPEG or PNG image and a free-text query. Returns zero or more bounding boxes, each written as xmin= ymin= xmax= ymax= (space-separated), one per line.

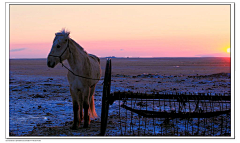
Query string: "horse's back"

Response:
xmin=88 ymin=54 xmax=100 ymax=63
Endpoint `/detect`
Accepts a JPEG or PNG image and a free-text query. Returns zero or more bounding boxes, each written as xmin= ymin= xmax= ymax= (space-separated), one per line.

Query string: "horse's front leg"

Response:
xmin=79 ymin=104 xmax=83 ymax=123
xmin=83 ymin=88 xmax=90 ymax=128
xmin=70 ymin=89 xmax=80 ymax=130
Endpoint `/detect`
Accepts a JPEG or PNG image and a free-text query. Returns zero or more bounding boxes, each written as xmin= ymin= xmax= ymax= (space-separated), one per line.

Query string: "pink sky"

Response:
xmin=9 ymin=5 xmax=230 ymax=58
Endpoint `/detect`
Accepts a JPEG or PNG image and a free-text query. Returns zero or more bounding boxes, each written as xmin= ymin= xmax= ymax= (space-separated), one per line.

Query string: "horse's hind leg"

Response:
xmin=89 ymin=85 xmax=97 ymax=122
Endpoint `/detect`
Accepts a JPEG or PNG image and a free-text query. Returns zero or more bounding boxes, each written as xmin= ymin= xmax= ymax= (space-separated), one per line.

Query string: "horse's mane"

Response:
xmin=55 ymin=28 xmax=70 ymax=36
xmin=70 ymin=38 xmax=84 ymax=51
xmin=55 ymin=28 xmax=85 ymax=52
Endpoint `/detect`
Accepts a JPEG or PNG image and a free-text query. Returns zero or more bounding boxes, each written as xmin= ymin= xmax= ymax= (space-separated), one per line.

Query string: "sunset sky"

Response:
xmin=9 ymin=4 xmax=231 ymax=58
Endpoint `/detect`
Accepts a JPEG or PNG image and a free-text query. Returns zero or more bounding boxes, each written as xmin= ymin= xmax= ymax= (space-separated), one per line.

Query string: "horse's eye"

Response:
xmin=57 ymin=45 xmax=61 ymax=48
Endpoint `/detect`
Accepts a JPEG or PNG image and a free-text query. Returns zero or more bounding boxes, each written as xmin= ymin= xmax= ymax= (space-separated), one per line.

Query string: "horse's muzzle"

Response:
xmin=47 ymin=61 xmax=55 ymax=68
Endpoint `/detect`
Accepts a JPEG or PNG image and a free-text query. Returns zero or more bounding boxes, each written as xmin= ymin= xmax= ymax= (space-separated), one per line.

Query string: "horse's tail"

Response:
xmin=89 ymin=95 xmax=98 ymax=119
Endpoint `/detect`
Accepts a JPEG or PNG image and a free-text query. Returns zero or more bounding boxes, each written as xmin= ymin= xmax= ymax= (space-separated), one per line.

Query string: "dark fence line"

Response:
xmin=109 ymin=91 xmax=230 ymax=105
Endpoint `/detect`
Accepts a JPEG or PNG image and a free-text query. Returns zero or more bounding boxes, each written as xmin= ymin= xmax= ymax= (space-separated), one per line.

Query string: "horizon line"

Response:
xmin=9 ymin=56 xmax=230 ymax=60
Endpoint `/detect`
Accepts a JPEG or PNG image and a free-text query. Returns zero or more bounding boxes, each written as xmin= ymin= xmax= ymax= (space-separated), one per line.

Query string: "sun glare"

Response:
xmin=227 ymin=48 xmax=230 ymax=53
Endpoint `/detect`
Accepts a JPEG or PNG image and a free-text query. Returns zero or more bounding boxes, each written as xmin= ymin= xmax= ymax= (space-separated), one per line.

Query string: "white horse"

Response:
xmin=47 ymin=29 xmax=101 ymax=129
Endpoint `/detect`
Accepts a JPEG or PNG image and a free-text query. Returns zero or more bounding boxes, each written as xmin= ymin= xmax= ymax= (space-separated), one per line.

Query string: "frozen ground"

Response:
xmin=8 ymin=58 xmax=231 ymax=136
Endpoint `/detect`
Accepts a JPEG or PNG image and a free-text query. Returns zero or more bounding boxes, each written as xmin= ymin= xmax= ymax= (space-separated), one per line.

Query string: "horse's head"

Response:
xmin=47 ymin=29 xmax=70 ymax=68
